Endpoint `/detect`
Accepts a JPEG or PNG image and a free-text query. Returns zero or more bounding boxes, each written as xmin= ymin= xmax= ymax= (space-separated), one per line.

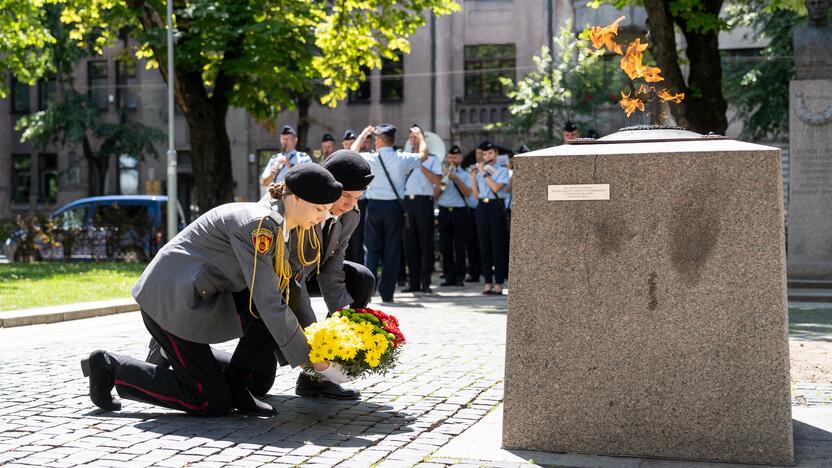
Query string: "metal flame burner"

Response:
xmin=567 ymin=125 xmax=728 ymax=145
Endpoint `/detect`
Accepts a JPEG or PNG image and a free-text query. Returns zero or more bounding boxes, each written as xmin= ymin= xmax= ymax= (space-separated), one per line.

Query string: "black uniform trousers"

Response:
xmin=403 ymin=196 xmax=435 ymax=290
xmin=475 ymin=200 xmax=509 ymax=284
xmin=364 ymin=199 xmax=404 ymax=301
xmin=438 ymin=206 xmax=469 ymax=284
xmin=345 ymin=198 xmax=368 ymax=265
xmin=466 ymin=207 xmax=481 ymax=280
xmin=107 ymin=291 xmax=276 ymax=416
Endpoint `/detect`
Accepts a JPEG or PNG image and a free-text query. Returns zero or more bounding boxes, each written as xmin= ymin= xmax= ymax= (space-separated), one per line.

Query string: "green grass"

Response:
xmin=0 ymin=262 xmax=146 ymax=311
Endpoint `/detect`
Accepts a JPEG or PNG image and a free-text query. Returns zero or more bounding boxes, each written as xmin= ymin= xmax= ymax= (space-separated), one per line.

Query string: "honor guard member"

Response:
xmin=436 ymin=145 xmax=473 ymax=287
xmin=402 ymin=125 xmax=442 ymax=293
xmin=81 ymin=164 xmax=347 ymax=417
xmin=351 ymin=124 xmax=428 ymax=302
xmin=292 ymin=150 xmax=377 ymax=398
xmin=469 ymin=140 xmax=510 ymax=296
xmin=464 ymin=151 xmax=482 ymax=283
xmin=343 ymin=129 xmax=369 ymax=264
xmin=562 ymin=120 xmax=580 ymax=142
xmin=342 ymin=129 xmax=357 ymax=150
xmin=260 ymin=125 xmax=312 ymax=187
xmin=320 ymin=133 xmax=337 ymax=161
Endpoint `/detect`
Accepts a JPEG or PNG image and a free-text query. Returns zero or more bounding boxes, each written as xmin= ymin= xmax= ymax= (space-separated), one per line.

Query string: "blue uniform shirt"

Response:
xmin=405 ymin=154 xmax=442 ymax=197
xmin=505 ymin=169 xmax=513 ymax=209
xmin=476 ymin=164 xmax=510 ymax=200
xmin=363 ymin=147 xmax=424 ymax=200
xmin=438 ymin=167 xmax=472 ymax=208
xmin=261 ymin=150 xmax=312 ymax=184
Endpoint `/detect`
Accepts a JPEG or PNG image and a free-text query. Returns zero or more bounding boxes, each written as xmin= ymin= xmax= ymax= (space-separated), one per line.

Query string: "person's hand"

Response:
xmin=272 ymin=155 xmax=288 ymax=172
xmin=469 ymin=169 xmax=477 ymax=182
xmin=316 ymin=361 xmax=351 ymax=384
xmin=476 ymin=162 xmax=486 ymax=174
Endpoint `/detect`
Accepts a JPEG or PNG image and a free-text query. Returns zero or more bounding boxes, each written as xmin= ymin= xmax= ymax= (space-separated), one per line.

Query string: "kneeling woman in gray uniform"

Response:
xmin=81 ymin=164 xmax=348 ymax=416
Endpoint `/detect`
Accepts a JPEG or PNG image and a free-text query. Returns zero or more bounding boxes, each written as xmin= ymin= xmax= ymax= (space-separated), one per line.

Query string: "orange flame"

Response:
xmin=589 ymin=16 xmax=625 ymax=55
xmin=657 ymin=88 xmax=685 ymax=104
xmin=588 ymin=17 xmax=683 ymax=117
xmin=620 ymin=91 xmax=645 ymax=117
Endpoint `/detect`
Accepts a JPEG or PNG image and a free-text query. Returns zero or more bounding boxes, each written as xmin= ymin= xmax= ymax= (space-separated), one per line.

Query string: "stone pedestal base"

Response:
xmin=504 ymin=138 xmax=793 ymax=465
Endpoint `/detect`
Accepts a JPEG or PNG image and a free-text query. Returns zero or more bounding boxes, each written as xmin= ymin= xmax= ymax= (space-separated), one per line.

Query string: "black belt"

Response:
xmin=479 ymin=197 xmax=494 ymax=204
xmin=406 ymin=195 xmax=432 ymax=200
xmin=439 ymin=206 xmax=465 ymax=212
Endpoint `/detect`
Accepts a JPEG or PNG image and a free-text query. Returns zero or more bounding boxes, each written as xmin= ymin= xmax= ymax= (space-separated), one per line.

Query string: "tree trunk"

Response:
xmin=83 ymin=136 xmax=108 ymax=196
xmin=129 ymin=1 xmax=236 ymax=211
xmin=177 ymin=72 xmax=235 ymax=210
xmin=641 ymin=0 xmax=727 ymax=135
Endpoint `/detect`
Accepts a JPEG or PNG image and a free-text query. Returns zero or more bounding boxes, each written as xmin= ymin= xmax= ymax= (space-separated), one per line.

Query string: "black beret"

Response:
xmin=281 ymin=125 xmax=297 ymax=136
xmin=343 ymin=129 xmax=356 ymax=141
xmin=284 ymin=164 xmax=342 ymax=204
xmin=448 ymin=144 xmax=461 ymax=155
xmin=478 ymin=140 xmax=494 ymax=151
xmin=321 ymin=133 xmax=335 ymax=143
xmin=587 ymin=129 xmax=600 ymax=139
xmin=563 ymin=120 xmax=577 ymax=132
xmin=323 ymin=149 xmax=375 ymax=191
xmin=373 ymin=123 xmax=397 ymax=139
xmin=517 ymin=144 xmax=530 ymax=153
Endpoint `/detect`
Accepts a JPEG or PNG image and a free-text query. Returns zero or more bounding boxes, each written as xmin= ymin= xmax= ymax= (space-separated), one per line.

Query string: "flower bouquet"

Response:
xmin=304 ymin=307 xmax=405 ymax=379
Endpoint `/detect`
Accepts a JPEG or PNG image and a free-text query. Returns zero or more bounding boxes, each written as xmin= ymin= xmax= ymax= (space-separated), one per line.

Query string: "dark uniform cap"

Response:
xmin=478 ymin=140 xmax=494 ymax=151
xmin=343 ymin=129 xmax=357 ymax=141
xmin=373 ymin=123 xmax=397 ymax=139
xmin=517 ymin=144 xmax=530 ymax=153
xmin=281 ymin=125 xmax=297 ymax=136
xmin=587 ymin=129 xmax=600 ymax=139
xmin=448 ymin=144 xmax=461 ymax=155
xmin=323 ymin=149 xmax=375 ymax=191
xmin=321 ymin=133 xmax=336 ymax=143
xmin=563 ymin=120 xmax=577 ymax=132
xmin=284 ymin=164 xmax=342 ymax=204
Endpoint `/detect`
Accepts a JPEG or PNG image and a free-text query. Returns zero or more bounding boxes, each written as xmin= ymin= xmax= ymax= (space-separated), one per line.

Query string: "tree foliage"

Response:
xmin=722 ymin=1 xmax=829 ymax=141
xmin=53 ymin=0 xmax=460 ymax=209
xmin=493 ymin=22 xmax=625 ymax=147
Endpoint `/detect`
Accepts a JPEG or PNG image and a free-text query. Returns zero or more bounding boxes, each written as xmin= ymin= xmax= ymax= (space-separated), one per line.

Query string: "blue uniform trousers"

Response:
xmin=364 ymin=200 xmax=404 ymax=301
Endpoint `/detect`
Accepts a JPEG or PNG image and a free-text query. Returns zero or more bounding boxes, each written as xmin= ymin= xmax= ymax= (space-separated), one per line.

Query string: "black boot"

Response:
xmin=80 ymin=351 xmax=122 ymax=411
xmin=295 ymin=372 xmax=360 ymax=400
xmin=225 ymin=366 xmax=276 ymax=416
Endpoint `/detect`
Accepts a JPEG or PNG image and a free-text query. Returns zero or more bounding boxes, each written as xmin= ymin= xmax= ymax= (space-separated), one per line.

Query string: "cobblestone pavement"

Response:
xmin=0 ymin=287 xmax=507 ymax=468
xmin=1 ymin=287 xmax=830 ymax=468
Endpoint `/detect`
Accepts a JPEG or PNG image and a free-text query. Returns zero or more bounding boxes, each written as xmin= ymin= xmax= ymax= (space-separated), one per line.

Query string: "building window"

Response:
xmin=38 ymin=153 xmax=58 ymax=205
xmin=118 ymin=154 xmax=139 ymax=195
xmin=348 ymin=67 xmax=372 ymax=104
xmin=116 ymin=60 xmax=138 ymax=110
xmin=11 ymin=79 xmax=30 ymax=114
xmin=11 ymin=154 xmax=32 ymax=204
xmin=464 ymin=44 xmax=516 ymax=100
xmin=87 ymin=60 xmax=109 ymax=110
xmin=380 ymin=54 xmax=404 ymax=102
xmin=38 ymin=76 xmax=57 ymax=111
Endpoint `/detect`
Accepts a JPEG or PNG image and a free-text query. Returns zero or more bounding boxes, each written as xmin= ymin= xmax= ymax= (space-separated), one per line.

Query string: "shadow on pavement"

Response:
xmin=85 ymin=395 xmax=417 ymax=449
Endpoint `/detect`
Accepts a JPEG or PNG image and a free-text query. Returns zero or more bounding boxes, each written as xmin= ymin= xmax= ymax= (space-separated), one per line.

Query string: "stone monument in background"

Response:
xmin=503 ymin=127 xmax=793 ymax=465
xmin=788 ymin=0 xmax=832 ymax=278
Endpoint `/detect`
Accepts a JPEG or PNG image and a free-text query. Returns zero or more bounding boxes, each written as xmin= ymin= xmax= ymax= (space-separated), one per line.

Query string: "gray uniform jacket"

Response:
xmin=292 ymin=206 xmax=361 ymax=320
xmin=132 ymin=197 xmax=311 ymax=367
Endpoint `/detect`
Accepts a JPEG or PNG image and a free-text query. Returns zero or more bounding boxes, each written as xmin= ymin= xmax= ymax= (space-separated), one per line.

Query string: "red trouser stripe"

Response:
xmin=114 ymin=379 xmax=209 ymax=411
xmin=164 ymin=331 xmax=187 ymax=369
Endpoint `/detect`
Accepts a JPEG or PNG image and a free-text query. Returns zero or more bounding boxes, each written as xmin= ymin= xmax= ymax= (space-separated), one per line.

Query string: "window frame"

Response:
xmin=463 ymin=43 xmax=516 ymax=101
xmin=380 ymin=53 xmax=404 ymax=103
xmin=37 ymin=153 xmax=59 ymax=205
xmin=11 ymin=153 xmax=32 ymax=205
xmin=87 ymin=60 xmax=110 ymax=110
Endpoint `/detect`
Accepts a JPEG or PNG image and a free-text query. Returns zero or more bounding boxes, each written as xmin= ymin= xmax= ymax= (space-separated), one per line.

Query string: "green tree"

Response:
xmin=722 ymin=0 xmax=829 ymax=141
xmin=11 ymin=4 xmax=163 ymax=196
xmin=0 ymin=0 xmax=55 ymax=97
xmin=492 ymin=23 xmax=624 ymax=147
xmin=58 ymin=0 xmax=459 ymax=210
